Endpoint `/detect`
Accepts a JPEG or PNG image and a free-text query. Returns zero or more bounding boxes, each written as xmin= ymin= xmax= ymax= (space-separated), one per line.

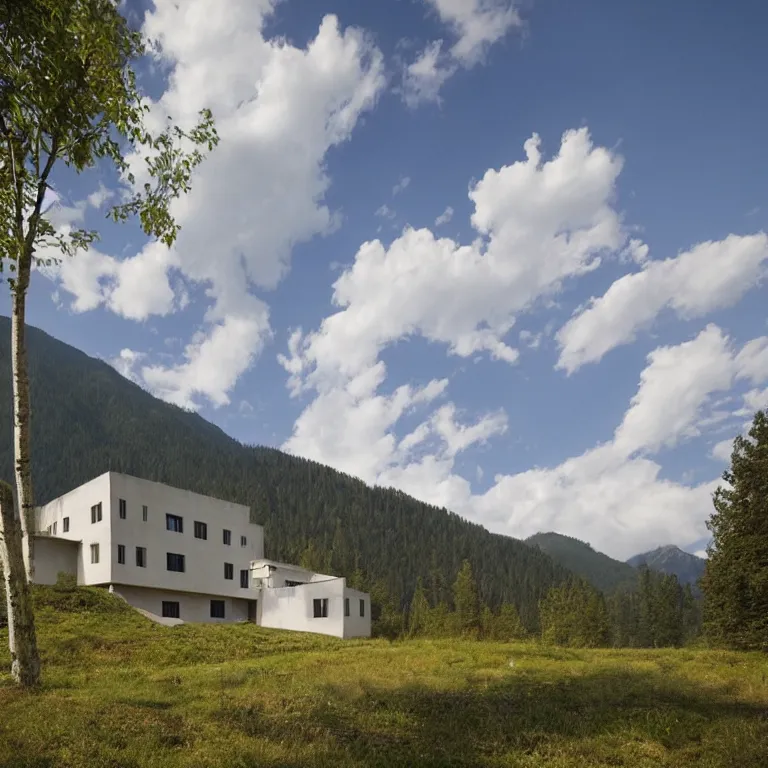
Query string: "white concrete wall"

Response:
xmin=343 ymin=586 xmax=371 ymax=639
xmin=35 ymin=472 xmax=112 ymax=585
xmin=26 ymin=536 xmax=79 ymax=585
xmin=107 ymin=473 xmax=263 ymax=598
xmin=259 ymin=578 xmax=347 ymax=638
xmin=251 ymin=561 xmax=320 ymax=589
xmin=114 ymin=585 xmax=252 ymax=624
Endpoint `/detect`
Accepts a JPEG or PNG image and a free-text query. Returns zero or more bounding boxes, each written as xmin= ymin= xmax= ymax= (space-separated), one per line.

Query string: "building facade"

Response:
xmin=29 ymin=472 xmax=371 ymax=639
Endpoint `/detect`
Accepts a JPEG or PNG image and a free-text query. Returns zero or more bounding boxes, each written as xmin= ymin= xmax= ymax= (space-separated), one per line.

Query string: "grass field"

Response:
xmin=1 ymin=586 xmax=767 ymax=768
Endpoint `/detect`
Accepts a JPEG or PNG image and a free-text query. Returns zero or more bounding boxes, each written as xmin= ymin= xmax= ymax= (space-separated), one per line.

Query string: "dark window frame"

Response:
xmin=63 ymin=517 xmax=70 ymax=533
xmin=91 ymin=503 xmax=102 ymax=524
xmin=224 ymin=562 xmax=234 ymax=580
xmin=210 ymin=600 xmax=225 ymax=619
xmin=117 ymin=544 xmax=126 ymax=565
xmin=313 ymin=598 xmax=328 ymax=618
xmin=360 ymin=599 xmax=365 ymax=618
xmin=166 ymin=514 xmax=184 ymax=534
xmin=223 ymin=529 xmax=231 ymax=546
xmin=344 ymin=597 xmax=350 ymax=617
xmin=136 ymin=546 xmax=147 ymax=568
xmin=167 ymin=552 xmax=186 ymax=572
xmin=240 ymin=569 xmax=249 ymax=588
xmin=162 ymin=601 xmax=180 ymax=619
xmin=194 ymin=521 xmax=208 ymax=540
xmin=240 ymin=535 xmax=247 ymax=547
xmin=118 ymin=498 xmax=127 ymax=519
xmin=142 ymin=505 xmax=148 ymax=522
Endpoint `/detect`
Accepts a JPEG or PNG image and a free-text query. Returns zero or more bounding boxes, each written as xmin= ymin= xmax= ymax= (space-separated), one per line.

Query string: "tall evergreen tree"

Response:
xmin=702 ymin=410 xmax=768 ymax=651
xmin=408 ymin=578 xmax=430 ymax=637
xmin=453 ymin=560 xmax=480 ymax=637
xmin=491 ymin=603 xmax=527 ymax=641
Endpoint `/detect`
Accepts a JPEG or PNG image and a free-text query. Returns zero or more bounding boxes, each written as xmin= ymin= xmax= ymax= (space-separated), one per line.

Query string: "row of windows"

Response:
xmin=161 ymin=599 xmax=228 ymax=620
xmin=89 ymin=544 xmax=249 ymax=586
xmin=91 ymin=500 xmax=148 ymax=524
xmin=313 ymin=597 xmax=366 ymax=619
xmin=167 ymin=514 xmax=247 ymax=547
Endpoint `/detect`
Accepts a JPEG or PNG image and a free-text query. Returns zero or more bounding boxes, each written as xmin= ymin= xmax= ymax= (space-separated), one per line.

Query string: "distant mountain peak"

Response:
xmin=627 ymin=545 xmax=706 ymax=588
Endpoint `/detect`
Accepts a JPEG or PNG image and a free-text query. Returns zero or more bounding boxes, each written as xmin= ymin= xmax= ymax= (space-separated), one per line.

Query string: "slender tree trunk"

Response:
xmin=0 ymin=481 xmax=41 ymax=686
xmin=11 ymin=259 xmax=35 ymax=582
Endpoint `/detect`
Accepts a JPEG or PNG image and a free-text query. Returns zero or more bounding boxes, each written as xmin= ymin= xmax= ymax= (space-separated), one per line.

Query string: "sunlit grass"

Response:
xmin=1 ymin=586 xmax=766 ymax=767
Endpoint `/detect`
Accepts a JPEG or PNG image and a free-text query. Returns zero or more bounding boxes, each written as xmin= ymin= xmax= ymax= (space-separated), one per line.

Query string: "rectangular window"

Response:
xmin=119 ymin=498 xmax=127 ymax=519
xmin=63 ymin=517 xmax=69 ymax=533
xmin=194 ymin=521 xmax=208 ymax=540
xmin=91 ymin=502 xmax=102 ymax=524
xmin=142 ymin=505 xmax=148 ymax=522
xmin=167 ymin=553 xmax=185 ymax=572
xmin=223 ymin=529 xmax=231 ymax=546
xmin=136 ymin=546 xmax=147 ymax=568
xmin=117 ymin=544 xmax=126 ymax=565
xmin=90 ymin=543 xmax=99 ymax=564
xmin=360 ymin=599 xmax=365 ymax=618
xmin=224 ymin=562 xmax=234 ymax=580
xmin=313 ymin=598 xmax=328 ymax=618
xmin=345 ymin=598 xmax=350 ymax=617
xmin=210 ymin=600 xmax=226 ymax=619
xmin=52 ymin=521 xmax=57 ymax=535
xmin=240 ymin=569 xmax=249 ymax=588
xmin=166 ymin=514 xmax=184 ymax=533
xmin=162 ymin=601 xmax=180 ymax=619
xmin=240 ymin=535 xmax=247 ymax=547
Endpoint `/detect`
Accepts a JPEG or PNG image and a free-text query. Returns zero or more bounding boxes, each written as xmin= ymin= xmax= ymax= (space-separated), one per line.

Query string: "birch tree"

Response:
xmin=0 ymin=0 xmax=218 ymax=686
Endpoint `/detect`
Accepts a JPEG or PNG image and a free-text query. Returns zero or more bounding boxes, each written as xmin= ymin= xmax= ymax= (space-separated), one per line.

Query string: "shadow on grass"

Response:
xmin=218 ymin=666 xmax=768 ymax=768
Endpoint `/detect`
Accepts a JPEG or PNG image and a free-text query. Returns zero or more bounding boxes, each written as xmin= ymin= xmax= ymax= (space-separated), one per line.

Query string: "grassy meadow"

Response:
xmin=1 ymin=586 xmax=767 ymax=768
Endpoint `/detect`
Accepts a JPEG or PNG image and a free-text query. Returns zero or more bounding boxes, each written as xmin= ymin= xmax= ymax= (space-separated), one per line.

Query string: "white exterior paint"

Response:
xmin=30 ymin=473 xmax=371 ymax=639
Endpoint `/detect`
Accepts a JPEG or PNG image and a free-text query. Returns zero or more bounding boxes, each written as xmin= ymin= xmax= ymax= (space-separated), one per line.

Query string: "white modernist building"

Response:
xmin=27 ymin=472 xmax=371 ymax=639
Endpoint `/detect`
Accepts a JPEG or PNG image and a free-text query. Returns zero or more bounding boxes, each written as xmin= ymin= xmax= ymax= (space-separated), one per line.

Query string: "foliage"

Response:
xmin=0 ymin=317 xmax=573 ymax=630
xmin=452 ymin=559 xmax=480 ymax=637
xmin=0 ymin=0 xmax=219 ymax=285
xmin=1 ymin=585 xmax=767 ymax=768
xmin=539 ymin=578 xmax=611 ymax=648
xmin=702 ymin=410 xmax=768 ymax=651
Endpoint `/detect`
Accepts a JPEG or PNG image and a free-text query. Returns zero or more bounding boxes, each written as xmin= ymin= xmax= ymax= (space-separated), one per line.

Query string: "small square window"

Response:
xmin=162 ymin=601 xmax=180 ymax=619
xmin=136 ymin=546 xmax=147 ymax=568
xmin=344 ymin=598 xmax=350 ymax=617
xmin=166 ymin=514 xmax=183 ymax=533
xmin=90 ymin=543 xmax=100 ymax=564
xmin=167 ymin=553 xmax=185 ymax=572
xmin=223 ymin=529 xmax=231 ymax=546
xmin=119 ymin=498 xmax=127 ymax=519
xmin=360 ymin=599 xmax=365 ymax=618
xmin=117 ymin=544 xmax=125 ymax=565
xmin=142 ymin=505 xmax=148 ymax=522
xmin=194 ymin=521 xmax=208 ymax=540
xmin=240 ymin=569 xmax=249 ymax=588
xmin=210 ymin=600 xmax=225 ymax=619
xmin=224 ymin=562 xmax=234 ymax=580
xmin=240 ymin=535 xmax=247 ymax=547
xmin=313 ymin=598 xmax=328 ymax=618
xmin=91 ymin=503 xmax=102 ymax=524
xmin=63 ymin=517 xmax=70 ymax=533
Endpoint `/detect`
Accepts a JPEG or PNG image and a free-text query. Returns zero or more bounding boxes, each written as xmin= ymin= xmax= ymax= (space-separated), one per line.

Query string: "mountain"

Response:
xmin=0 ymin=316 xmax=572 ymax=628
xmin=627 ymin=545 xmax=706 ymax=588
xmin=526 ymin=532 xmax=638 ymax=593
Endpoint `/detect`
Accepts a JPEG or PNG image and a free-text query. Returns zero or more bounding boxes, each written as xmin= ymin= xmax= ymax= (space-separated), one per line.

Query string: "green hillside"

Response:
xmin=0 ymin=316 xmax=571 ymax=627
xmin=526 ymin=532 xmax=638 ymax=593
xmin=2 ymin=584 xmax=767 ymax=768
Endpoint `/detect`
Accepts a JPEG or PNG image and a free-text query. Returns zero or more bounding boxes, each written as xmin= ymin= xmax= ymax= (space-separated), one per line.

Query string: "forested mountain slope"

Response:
xmin=527 ymin=532 xmax=638 ymax=593
xmin=0 ymin=316 xmax=571 ymax=626
xmin=627 ymin=545 xmax=706 ymax=588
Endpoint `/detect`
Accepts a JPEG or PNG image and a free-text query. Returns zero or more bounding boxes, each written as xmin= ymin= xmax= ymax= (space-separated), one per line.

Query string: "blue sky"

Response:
xmin=4 ymin=0 xmax=768 ymax=559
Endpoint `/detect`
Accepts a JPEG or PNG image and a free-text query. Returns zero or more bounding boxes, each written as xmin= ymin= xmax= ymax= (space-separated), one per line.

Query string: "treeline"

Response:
xmin=325 ymin=551 xmax=702 ymax=648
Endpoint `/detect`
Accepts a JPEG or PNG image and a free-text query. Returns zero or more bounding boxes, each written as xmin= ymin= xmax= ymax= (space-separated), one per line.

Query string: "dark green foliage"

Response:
xmin=539 ymin=579 xmax=611 ymax=648
xmin=527 ymin=532 xmax=638 ymax=593
xmin=487 ymin=603 xmax=527 ymax=641
xmin=452 ymin=559 xmax=480 ymax=637
xmin=408 ymin=578 xmax=429 ymax=636
xmin=0 ymin=317 xmax=572 ymax=629
xmin=702 ymin=410 xmax=768 ymax=651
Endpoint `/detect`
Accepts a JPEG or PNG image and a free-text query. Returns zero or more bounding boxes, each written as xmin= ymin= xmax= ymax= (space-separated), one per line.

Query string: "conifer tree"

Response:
xmin=492 ymin=603 xmax=527 ymax=641
xmin=701 ymin=410 xmax=768 ymax=651
xmin=408 ymin=578 xmax=430 ymax=636
xmin=453 ymin=559 xmax=480 ymax=637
